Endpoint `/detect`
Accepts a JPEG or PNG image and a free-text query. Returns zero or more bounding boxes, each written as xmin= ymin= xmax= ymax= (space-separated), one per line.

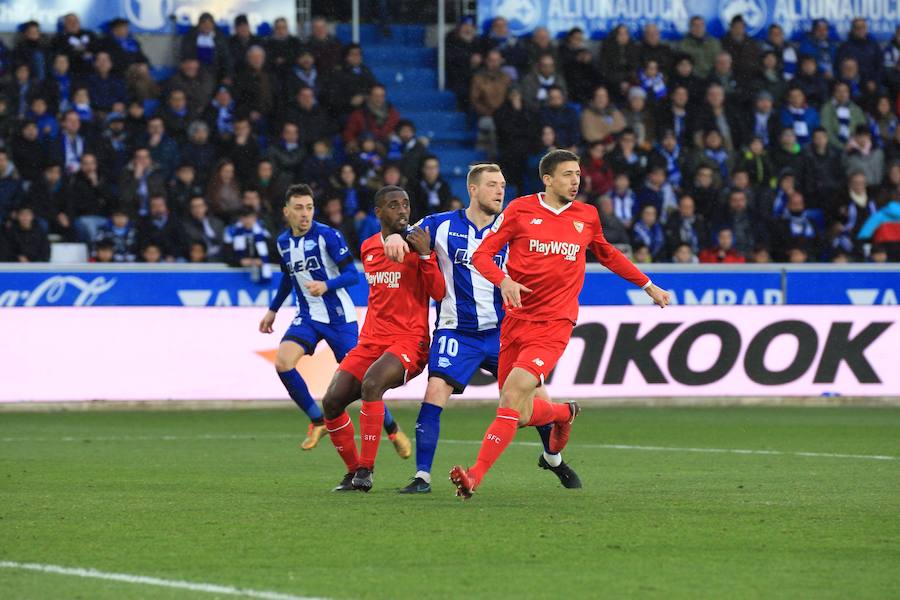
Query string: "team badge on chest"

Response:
xmin=573 ymin=221 xmax=584 ymax=233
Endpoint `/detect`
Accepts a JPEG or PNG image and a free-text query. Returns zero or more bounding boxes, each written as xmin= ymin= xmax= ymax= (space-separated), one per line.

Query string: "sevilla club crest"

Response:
xmin=573 ymin=221 xmax=584 ymax=233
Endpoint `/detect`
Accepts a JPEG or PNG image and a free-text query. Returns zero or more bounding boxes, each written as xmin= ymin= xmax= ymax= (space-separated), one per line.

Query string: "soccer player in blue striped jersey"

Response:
xmin=259 ymin=184 xmax=411 ymax=456
xmin=384 ymin=165 xmax=581 ymax=493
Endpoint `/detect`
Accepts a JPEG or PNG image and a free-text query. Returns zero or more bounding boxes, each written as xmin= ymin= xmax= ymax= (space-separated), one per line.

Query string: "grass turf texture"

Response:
xmin=1 ymin=406 xmax=899 ymax=599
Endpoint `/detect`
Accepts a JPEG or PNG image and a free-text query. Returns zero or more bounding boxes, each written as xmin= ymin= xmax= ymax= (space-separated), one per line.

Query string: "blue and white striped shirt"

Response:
xmin=271 ymin=222 xmax=358 ymax=324
xmin=417 ymin=210 xmax=507 ymax=332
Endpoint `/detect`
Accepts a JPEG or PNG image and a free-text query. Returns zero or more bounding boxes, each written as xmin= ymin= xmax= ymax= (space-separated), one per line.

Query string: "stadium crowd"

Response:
xmin=0 ymin=12 xmax=897 ymax=266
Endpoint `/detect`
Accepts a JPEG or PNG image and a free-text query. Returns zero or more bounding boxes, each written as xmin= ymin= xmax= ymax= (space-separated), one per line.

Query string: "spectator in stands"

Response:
xmin=224 ymin=206 xmax=271 ymax=278
xmin=66 ymin=152 xmax=116 ymax=242
xmin=780 ymin=87 xmax=820 ymax=147
xmin=161 ymin=88 xmax=190 ymax=144
xmin=55 ymin=110 xmax=94 ymax=175
xmin=1 ymin=205 xmax=49 ymax=262
xmin=639 ymin=23 xmax=673 ymax=75
xmin=774 ymin=191 xmax=820 ymax=259
xmin=319 ymin=195 xmax=359 ymax=257
xmin=180 ymin=13 xmax=232 ymax=81
xmin=326 ymin=44 xmax=376 ymax=120
xmin=94 ymin=208 xmax=137 ymax=262
xmin=738 ymin=136 xmax=776 ymax=194
xmin=445 ymin=17 xmax=482 ymax=108
xmin=70 ymin=87 xmax=94 ymax=129
xmin=870 ymin=95 xmax=898 ymax=149
xmin=821 ymin=81 xmax=867 ymax=149
xmin=599 ymin=24 xmax=640 ymax=100
xmin=717 ymin=189 xmax=764 ymax=256
xmin=540 ymin=86 xmax=579 ymax=150
xmin=284 ymin=50 xmax=320 ymax=100
xmin=12 ymin=21 xmax=48 ymax=82
xmin=101 ymin=18 xmax=149 ymax=76
xmin=492 ymin=88 xmax=536 ymax=195
xmin=745 ymin=91 xmax=780 ymax=150
xmin=92 ymin=237 xmax=115 ymax=262
xmin=343 ymin=84 xmax=400 ymax=150
xmin=793 ymin=55 xmax=829 ymax=109
xmin=601 ymin=173 xmax=637 ymax=229
xmin=803 ymin=127 xmax=845 ymax=203
xmin=637 ymin=164 xmax=678 ymax=223
xmin=637 ymin=59 xmax=667 ymax=103
xmin=283 ymin=86 xmax=333 ymax=150
xmin=220 ymin=117 xmax=259 ymax=184
xmin=668 ymin=54 xmax=704 ymax=110
xmin=168 ymin=164 xmax=203 ymax=215
xmin=206 ymin=158 xmax=242 ymax=219
xmin=6 ymin=63 xmax=32 ymax=120
xmin=525 ymin=27 xmax=557 ymax=67
xmin=564 ymin=47 xmax=601 ymax=106
xmin=770 ymin=170 xmax=799 ymax=218
xmin=470 ymin=49 xmax=511 ymax=158
xmin=751 ymin=51 xmax=788 ymax=106
xmin=119 ymin=147 xmax=166 ymax=218
xmin=580 ymin=85 xmax=626 ymax=145
xmin=52 ymin=13 xmax=96 ymax=76
xmin=100 ymin=110 xmax=130 ymax=175
xmin=582 ymin=140 xmax=614 ymax=200
xmin=665 ymin=194 xmax=708 ymax=257
xmin=718 ymin=167 xmax=756 ymax=212
xmin=11 ymin=120 xmax=43 ymax=183
xmin=228 ymin=15 xmax=260 ymax=75
xmin=597 ymin=195 xmax=630 ymax=246
xmin=141 ymin=116 xmax=180 ymax=180
xmin=844 ymin=125 xmax=884 ymax=186
xmin=410 ymin=155 xmax=451 ymax=217
xmin=828 ymin=171 xmax=876 ymax=257
xmin=879 ymin=161 xmax=900 ymax=206
xmin=799 ymin=19 xmax=837 ymax=79
xmin=267 ymin=121 xmax=305 ymax=180
xmin=770 ymin=128 xmax=806 ymax=178
xmin=697 ymin=129 xmax=732 ymax=182
xmin=655 ymin=85 xmax=691 ymax=146
xmin=137 ymin=195 xmax=185 ymax=261
xmin=201 ymin=85 xmax=235 ymax=143
xmin=0 ymin=148 xmax=24 ymax=225
xmin=42 ymin=53 xmax=74 ymax=115
xmin=608 ymin=128 xmax=647 ymax=188
xmin=166 ymin=57 xmax=215 ymax=118
xmin=835 ymin=18 xmax=882 ymax=95
xmin=558 ymin=28 xmax=587 ymax=78
xmin=265 ymin=17 xmax=301 ymax=77
xmin=678 ymin=16 xmax=721 ymax=78
xmin=255 ymin=159 xmax=289 ymax=212
xmin=720 ymin=16 xmax=759 ymax=84
xmin=671 ymin=242 xmax=698 ymax=263
xmin=125 ymin=101 xmax=148 ymax=141
xmin=182 ymin=121 xmax=216 ymax=184
xmin=761 ymin=24 xmax=798 ymax=81
xmin=124 ymin=59 xmax=158 ymax=105
xmin=699 ymin=228 xmax=745 ymax=263
xmin=622 ymin=87 xmax=655 ymax=150
xmin=706 ymin=52 xmax=741 ymax=106
xmin=180 ymin=195 xmax=225 ymax=263
xmin=686 ymin=164 xmax=720 ymax=219
xmin=299 ymin=139 xmax=337 ymax=196
xmin=631 ymin=204 xmax=665 ymax=260
xmin=386 ymin=120 xmax=429 ymax=181
xmin=691 ymin=83 xmax=743 ymax=153
xmin=481 ymin=17 xmax=528 ymax=77
xmin=308 ymin=17 xmax=343 ymax=75
xmin=86 ymin=52 xmax=126 ymax=114
xmin=140 ymin=242 xmax=163 ymax=263
xmin=650 ymin=129 xmax=685 ymax=190
xmin=520 ymin=54 xmax=567 ymax=112
xmin=234 ymin=45 xmax=275 ymax=129
xmin=26 ymin=162 xmax=66 ymax=235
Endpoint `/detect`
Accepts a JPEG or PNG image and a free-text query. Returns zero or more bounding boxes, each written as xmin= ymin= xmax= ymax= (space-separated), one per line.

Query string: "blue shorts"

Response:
xmin=282 ymin=316 xmax=359 ymax=362
xmin=428 ymin=328 xmax=500 ymax=394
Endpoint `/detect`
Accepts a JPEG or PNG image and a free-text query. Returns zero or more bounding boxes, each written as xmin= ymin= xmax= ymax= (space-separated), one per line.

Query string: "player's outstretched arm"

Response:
xmin=383 ymin=233 xmax=409 ymax=263
xmin=409 ymin=225 xmax=446 ymax=301
xmin=263 ymin=272 xmax=292 ymax=329
xmin=471 ymin=212 xmax=515 ymax=287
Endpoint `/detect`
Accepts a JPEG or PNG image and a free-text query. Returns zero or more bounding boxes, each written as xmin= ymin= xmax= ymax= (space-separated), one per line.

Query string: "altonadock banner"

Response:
xmin=1 ymin=306 xmax=897 ymax=402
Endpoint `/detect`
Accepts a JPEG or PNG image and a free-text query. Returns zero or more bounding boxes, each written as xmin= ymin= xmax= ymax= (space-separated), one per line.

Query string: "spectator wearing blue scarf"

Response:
xmin=101 ymin=18 xmax=149 ymax=76
xmin=631 ymin=204 xmax=666 ymax=260
xmin=780 ymin=87 xmax=819 ymax=146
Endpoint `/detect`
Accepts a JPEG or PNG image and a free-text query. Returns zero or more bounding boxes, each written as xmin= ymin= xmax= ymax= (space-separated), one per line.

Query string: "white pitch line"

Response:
xmin=1 ymin=433 xmax=896 ymax=462
xmin=0 ymin=560 xmax=325 ymax=600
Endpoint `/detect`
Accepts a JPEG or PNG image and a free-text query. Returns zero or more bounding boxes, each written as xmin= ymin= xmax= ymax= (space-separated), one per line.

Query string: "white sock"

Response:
xmin=415 ymin=470 xmax=431 ymax=484
xmin=542 ymin=451 xmax=562 ymax=467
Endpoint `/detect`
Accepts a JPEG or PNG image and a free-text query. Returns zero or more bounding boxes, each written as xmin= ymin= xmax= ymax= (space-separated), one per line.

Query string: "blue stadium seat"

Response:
xmin=430 ymin=148 xmax=487 ymax=177
xmin=372 ymin=67 xmax=436 ymax=88
xmin=364 ymin=46 xmax=435 ymax=67
xmin=389 ymin=89 xmax=456 ymax=111
xmin=335 ymin=24 xmax=426 ymax=46
xmin=401 ymin=111 xmax=469 ymax=133
xmin=447 ymin=175 xmax=470 ymax=203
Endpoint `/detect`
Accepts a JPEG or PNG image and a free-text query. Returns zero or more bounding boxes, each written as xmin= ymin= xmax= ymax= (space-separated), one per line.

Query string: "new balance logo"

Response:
xmin=530 ymin=218 xmax=543 ymax=225
xmin=401 ymin=353 xmax=410 ymax=363
xmin=366 ymin=255 xmax=374 ymax=261
xmin=532 ymin=358 xmax=545 ymax=367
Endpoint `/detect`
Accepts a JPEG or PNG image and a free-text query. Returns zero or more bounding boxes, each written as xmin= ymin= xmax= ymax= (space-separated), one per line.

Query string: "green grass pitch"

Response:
xmin=1 ymin=405 xmax=899 ymax=599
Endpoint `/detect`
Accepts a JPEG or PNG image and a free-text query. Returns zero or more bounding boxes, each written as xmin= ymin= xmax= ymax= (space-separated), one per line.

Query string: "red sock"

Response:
xmin=325 ymin=413 xmax=358 ymax=473
xmin=527 ymin=397 xmax=571 ymax=427
xmin=358 ymin=400 xmax=385 ymax=469
xmin=469 ymin=407 xmax=520 ymax=486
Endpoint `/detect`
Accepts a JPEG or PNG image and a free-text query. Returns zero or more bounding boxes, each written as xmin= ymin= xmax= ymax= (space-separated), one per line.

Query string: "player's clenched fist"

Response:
xmin=499 ymin=276 xmax=532 ymax=308
xmin=407 ymin=226 xmax=431 ymax=256
xmin=645 ymin=283 xmax=670 ymax=308
xmin=304 ymin=280 xmax=328 ymax=296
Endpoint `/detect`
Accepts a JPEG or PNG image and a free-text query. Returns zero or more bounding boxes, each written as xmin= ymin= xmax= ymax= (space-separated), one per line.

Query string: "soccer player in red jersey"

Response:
xmin=450 ymin=149 xmax=670 ymax=499
xmin=323 ymin=185 xmax=446 ymax=492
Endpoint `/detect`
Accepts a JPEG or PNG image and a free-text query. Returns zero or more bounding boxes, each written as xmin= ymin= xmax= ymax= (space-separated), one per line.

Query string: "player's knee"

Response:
xmin=360 ymin=377 xmax=387 ymax=402
xmin=321 ymin=394 xmax=342 ymax=420
xmin=274 ymin=355 xmax=295 ymax=373
xmin=499 ymin=387 xmax=527 ymax=412
xmin=424 ymin=382 xmax=450 ymax=408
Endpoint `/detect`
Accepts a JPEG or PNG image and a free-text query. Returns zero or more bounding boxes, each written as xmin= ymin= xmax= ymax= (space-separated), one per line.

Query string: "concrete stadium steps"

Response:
xmin=364 ymin=45 xmax=435 ymax=66
xmin=372 ymin=66 xmax=437 ymax=88
xmin=389 ymin=89 xmax=457 ymax=111
xmin=401 ymin=110 xmax=468 ymax=132
xmin=335 ymin=24 xmax=426 ymax=46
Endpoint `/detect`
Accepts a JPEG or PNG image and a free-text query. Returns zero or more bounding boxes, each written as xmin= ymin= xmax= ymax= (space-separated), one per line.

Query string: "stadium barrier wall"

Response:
xmin=1 ymin=264 xmax=898 ymax=307
xmin=1 ymin=306 xmax=897 ymax=402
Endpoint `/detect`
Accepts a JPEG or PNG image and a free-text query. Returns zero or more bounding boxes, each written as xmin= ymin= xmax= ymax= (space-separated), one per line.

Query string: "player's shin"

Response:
xmin=527 ymin=397 xmax=571 ymax=427
xmin=414 ymin=402 xmax=443 ymax=482
xmin=325 ymin=413 xmax=359 ymax=472
xmin=278 ymin=369 xmax=324 ymax=424
xmin=468 ymin=407 xmax=520 ymax=486
xmin=358 ymin=400 xmax=385 ymax=469
xmin=535 ymin=424 xmax=562 ymax=466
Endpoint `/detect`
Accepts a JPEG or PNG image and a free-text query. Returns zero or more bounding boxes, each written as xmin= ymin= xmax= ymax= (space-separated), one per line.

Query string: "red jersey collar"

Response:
xmin=537 ymin=192 xmax=573 ymax=216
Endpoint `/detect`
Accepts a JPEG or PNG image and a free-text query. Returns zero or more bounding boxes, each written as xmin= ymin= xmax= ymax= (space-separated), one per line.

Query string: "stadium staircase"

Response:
xmin=335 ymin=24 xmax=483 ymax=202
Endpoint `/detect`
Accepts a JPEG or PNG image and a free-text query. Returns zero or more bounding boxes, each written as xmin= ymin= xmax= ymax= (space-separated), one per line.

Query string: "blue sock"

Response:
xmin=536 ymin=424 xmax=556 ymax=455
xmin=277 ymin=369 xmax=323 ymax=423
xmin=415 ymin=402 xmax=443 ymax=474
xmin=383 ymin=406 xmax=398 ymax=434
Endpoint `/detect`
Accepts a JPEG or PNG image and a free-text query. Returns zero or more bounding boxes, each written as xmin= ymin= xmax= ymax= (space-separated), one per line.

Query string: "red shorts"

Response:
xmin=338 ymin=336 xmax=429 ymax=384
xmin=498 ymin=317 xmax=574 ymax=388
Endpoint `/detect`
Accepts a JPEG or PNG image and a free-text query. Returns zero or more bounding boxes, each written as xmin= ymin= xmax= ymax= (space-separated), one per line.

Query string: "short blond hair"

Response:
xmin=466 ymin=163 xmax=502 ymax=188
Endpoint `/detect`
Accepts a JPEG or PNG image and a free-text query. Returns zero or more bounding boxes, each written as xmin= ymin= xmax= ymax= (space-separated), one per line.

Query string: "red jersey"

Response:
xmin=472 ymin=193 xmax=650 ymax=324
xmin=358 ymin=233 xmax=446 ymax=342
